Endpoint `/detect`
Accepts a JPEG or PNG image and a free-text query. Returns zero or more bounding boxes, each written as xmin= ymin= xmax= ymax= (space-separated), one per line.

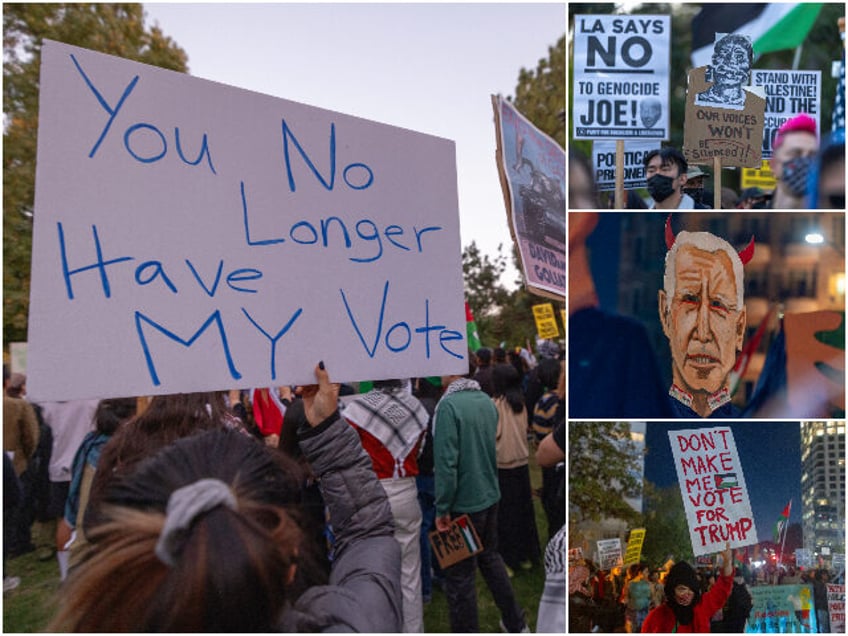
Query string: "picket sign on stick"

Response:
xmin=615 ymin=140 xmax=625 ymax=209
xmin=27 ymin=41 xmax=468 ymax=401
xmin=713 ymin=156 xmax=722 ymax=210
xmin=668 ymin=427 xmax=758 ymax=557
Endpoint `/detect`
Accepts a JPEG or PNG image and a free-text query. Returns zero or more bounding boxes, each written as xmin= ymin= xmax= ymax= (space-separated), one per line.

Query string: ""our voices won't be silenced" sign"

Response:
xmin=27 ymin=41 xmax=468 ymax=401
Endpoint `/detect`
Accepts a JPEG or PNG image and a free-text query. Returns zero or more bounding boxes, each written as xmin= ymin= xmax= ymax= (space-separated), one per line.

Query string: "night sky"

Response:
xmin=644 ymin=421 xmax=803 ymax=544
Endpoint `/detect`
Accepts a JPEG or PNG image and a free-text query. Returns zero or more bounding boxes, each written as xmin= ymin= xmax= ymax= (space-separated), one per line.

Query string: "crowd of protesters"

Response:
xmin=3 ymin=338 xmax=565 ymax=632
xmin=569 ymin=549 xmax=843 ymax=633
xmin=570 ymin=113 xmax=845 ymax=211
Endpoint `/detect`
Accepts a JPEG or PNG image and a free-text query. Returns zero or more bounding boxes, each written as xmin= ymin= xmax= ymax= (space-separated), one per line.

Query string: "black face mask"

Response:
xmin=781 ymin=155 xmax=813 ymax=198
xmin=647 ymin=174 xmax=677 ymax=203
xmin=683 ymin=187 xmax=704 ymax=203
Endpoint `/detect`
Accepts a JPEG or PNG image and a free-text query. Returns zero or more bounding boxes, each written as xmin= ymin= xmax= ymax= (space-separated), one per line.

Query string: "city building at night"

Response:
xmin=800 ymin=421 xmax=846 ymax=567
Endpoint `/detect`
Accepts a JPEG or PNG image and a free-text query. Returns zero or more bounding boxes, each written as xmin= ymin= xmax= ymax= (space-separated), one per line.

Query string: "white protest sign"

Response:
xmin=592 ymin=140 xmax=659 ymax=191
xmin=828 ymin=583 xmax=845 ymax=633
xmin=752 ymin=69 xmax=821 ymax=158
xmin=27 ymin=41 xmax=467 ymax=401
xmin=795 ymin=548 xmax=814 ymax=568
xmin=596 ymin=538 xmax=622 ymax=570
xmin=573 ymin=15 xmax=670 ymax=140
xmin=668 ymin=427 xmax=757 ymax=557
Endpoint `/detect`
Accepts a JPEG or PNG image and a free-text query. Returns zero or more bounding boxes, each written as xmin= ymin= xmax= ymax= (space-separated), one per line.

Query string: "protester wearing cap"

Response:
xmin=644 ymin=147 xmax=710 ymax=210
xmin=642 ymin=543 xmax=735 ymax=632
xmin=769 ymin=113 xmax=819 ymax=209
xmin=736 ymin=187 xmax=768 ymax=209
xmin=682 ymin=165 xmax=711 ymax=208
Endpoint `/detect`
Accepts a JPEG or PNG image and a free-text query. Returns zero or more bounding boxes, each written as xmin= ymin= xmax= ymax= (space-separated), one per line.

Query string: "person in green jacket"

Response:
xmin=433 ymin=353 xmax=528 ymax=633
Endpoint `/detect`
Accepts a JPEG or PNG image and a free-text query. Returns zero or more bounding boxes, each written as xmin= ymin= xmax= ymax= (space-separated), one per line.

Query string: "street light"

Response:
xmin=804 ymin=232 xmax=825 ymax=245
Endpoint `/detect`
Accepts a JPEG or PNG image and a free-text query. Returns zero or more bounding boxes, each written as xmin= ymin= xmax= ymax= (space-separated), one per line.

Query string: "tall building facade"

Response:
xmin=800 ymin=421 xmax=846 ymax=566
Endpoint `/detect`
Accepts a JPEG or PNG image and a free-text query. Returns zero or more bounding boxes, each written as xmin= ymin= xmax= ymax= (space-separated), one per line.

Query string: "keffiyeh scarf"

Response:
xmin=342 ymin=388 xmax=429 ymax=478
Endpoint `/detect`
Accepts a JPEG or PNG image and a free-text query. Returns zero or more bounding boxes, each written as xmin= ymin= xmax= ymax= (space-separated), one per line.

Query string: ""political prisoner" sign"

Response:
xmin=668 ymin=427 xmax=757 ymax=556
xmin=27 ymin=41 xmax=467 ymax=401
xmin=572 ymin=14 xmax=671 ymax=140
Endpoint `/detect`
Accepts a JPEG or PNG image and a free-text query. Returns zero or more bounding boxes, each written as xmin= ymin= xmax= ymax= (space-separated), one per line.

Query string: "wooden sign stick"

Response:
xmin=615 ymin=140 xmax=625 ymax=209
xmin=713 ymin=156 xmax=722 ymax=209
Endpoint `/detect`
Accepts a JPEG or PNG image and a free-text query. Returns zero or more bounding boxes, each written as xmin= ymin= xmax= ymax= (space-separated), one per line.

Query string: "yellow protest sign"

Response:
xmin=740 ymin=160 xmax=777 ymax=191
xmin=623 ymin=528 xmax=646 ymax=566
xmin=532 ymin=303 xmax=560 ymax=339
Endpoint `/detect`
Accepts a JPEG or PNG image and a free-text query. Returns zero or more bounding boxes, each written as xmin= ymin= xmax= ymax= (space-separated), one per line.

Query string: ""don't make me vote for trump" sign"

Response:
xmin=669 ymin=427 xmax=758 ymax=557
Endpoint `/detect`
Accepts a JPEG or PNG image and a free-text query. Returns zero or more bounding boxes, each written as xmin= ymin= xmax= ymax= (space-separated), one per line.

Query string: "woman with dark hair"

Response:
xmin=50 ymin=364 xmax=402 ymax=632
xmin=86 ymin=391 xmax=242 ymax=519
xmin=492 ymin=363 xmax=541 ymax=574
xmin=642 ymin=544 xmax=734 ymax=633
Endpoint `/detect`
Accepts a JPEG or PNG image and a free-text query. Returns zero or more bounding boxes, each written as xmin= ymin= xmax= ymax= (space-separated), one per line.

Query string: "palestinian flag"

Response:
xmin=773 ymin=500 xmax=792 ymax=543
xmin=465 ymin=302 xmax=482 ymax=352
xmin=714 ymin=473 xmax=738 ymax=489
xmin=691 ymin=3 xmax=824 ymax=68
xmin=251 ymin=387 xmax=286 ymax=436
xmin=729 ymin=306 xmax=775 ymax=396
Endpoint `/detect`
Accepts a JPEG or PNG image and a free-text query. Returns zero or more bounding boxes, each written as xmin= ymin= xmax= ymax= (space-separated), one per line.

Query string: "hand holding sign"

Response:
xmin=300 ymin=362 xmax=340 ymax=427
xmin=720 ymin=541 xmax=734 ymax=577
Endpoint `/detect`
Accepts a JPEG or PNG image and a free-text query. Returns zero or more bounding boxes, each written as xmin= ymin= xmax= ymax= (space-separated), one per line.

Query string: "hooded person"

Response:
xmin=641 ymin=543 xmax=734 ymax=633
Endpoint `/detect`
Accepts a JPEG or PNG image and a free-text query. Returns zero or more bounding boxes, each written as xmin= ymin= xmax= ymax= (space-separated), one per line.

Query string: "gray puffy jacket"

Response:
xmin=278 ymin=411 xmax=402 ymax=632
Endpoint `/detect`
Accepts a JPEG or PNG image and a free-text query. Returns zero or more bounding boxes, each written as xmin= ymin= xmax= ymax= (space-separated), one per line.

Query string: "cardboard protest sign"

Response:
xmin=828 ymin=583 xmax=845 ymax=633
xmin=532 ymin=303 xmax=560 ymax=339
xmin=684 ymin=65 xmax=765 ymax=168
xmin=428 ymin=514 xmax=483 ymax=568
xmin=572 ymin=15 xmax=671 ymax=140
xmin=746 ymin=584 xmax=817 ymax=633
xmin=592 ymin=140 xmax=659 ymax=191
xmin=27 ymin=41 xmax=467 ymax=401
xmin=492 ymin=96 xmax=564 ymax=301
xmin=668 ymin=427 xmax=757 ymax=557
xmin=596 ymin=538 xmax=622 ymax=570
xmin=623 ymin=528 xmax=646 ymax=566
xmin=752 ymin=69 xmax=821 ymax=159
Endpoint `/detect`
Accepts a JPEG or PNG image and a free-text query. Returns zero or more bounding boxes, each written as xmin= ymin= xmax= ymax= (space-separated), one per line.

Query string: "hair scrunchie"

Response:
xmin=155 ymin=478 xmax=237 ymax=567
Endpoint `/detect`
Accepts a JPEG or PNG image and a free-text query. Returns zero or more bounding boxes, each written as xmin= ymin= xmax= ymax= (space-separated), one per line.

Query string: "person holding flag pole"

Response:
xmin=774 ymin=500 xmax=792 ymax=567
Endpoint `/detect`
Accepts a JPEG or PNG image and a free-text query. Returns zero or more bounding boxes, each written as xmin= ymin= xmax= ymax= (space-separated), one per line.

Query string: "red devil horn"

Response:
xmin=665 ymin=215 xmax=675 ymax=250
xmin=738 ymin=235 xmax=755 ymax=265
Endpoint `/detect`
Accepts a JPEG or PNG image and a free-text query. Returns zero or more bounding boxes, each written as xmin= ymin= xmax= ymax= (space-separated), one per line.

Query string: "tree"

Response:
xmin=462 ymin=241 xmax=510 ymax=325
xmin=463 ymin=33 xmax=564 ymax=352
xmin=512 ymin=34 xmax=566 ymax=149
xmin=641 ymin=482 xmax=695 ymax=566
xmin=569 ymin=422 xmax=643 ymax=537
xmin=3 ymin=3 xmax=188 ymax=346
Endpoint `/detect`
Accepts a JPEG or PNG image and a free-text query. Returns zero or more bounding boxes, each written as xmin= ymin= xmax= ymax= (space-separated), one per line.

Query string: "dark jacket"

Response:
xmin=280 ymin=412 xmax=402 ymax=632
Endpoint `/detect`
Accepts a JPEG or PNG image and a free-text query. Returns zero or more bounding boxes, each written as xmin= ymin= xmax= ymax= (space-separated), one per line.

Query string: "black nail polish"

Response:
xmin=319 ymin=360 xmax=325 ymax=370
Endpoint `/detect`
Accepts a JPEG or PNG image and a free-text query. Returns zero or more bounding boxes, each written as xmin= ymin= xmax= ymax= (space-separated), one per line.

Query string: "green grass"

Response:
xmin=3 ymin=461 xmax=551 ymax=632
xmin=423 ymin=458 xmax=551 ymax=632
xmin=3 ymin=551 xmax=61 ymax=632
